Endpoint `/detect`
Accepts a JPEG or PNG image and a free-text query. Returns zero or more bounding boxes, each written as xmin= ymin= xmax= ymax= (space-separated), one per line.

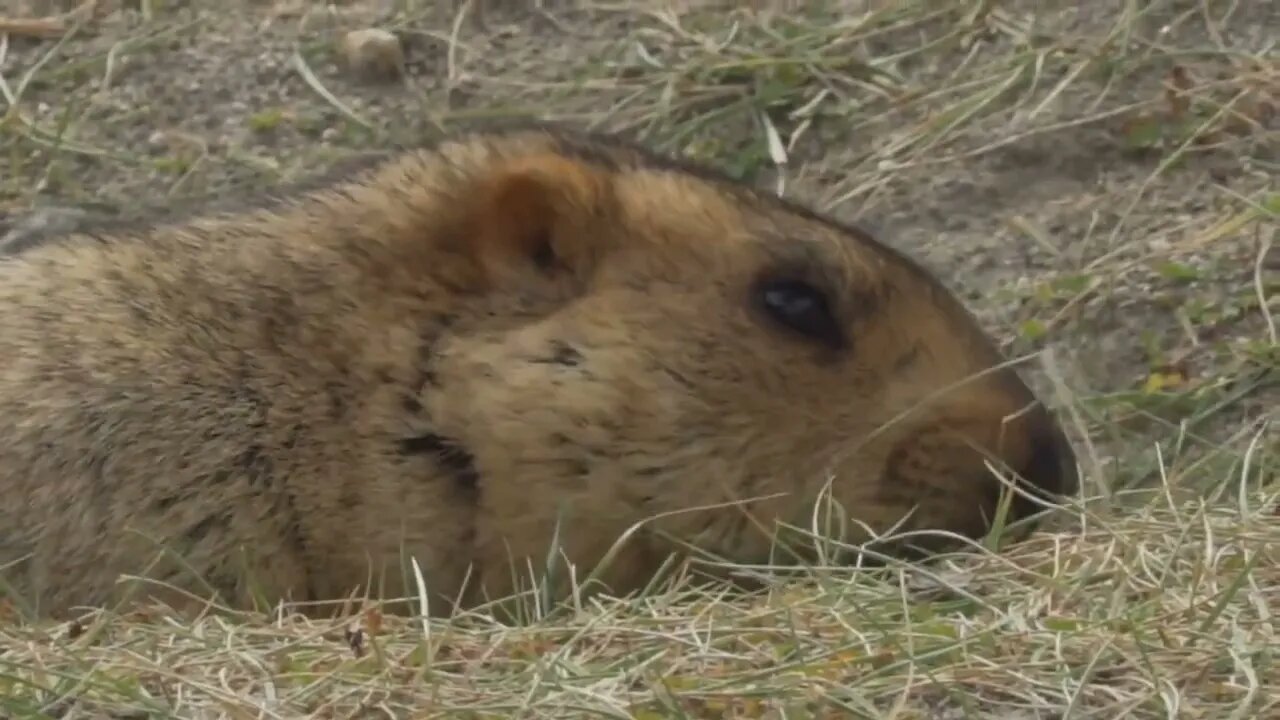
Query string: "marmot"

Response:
xmin=0 ymin=125 xmax=1078 ymax=618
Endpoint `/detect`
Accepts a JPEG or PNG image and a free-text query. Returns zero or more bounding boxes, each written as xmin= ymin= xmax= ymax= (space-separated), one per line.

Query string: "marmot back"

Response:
xmin=0 ymin=126 xmax=1078 ymax=618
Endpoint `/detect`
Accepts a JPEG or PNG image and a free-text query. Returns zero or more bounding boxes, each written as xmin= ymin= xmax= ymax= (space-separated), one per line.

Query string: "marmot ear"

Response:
xmin=466 ymin=152 xmax=612 ymax=285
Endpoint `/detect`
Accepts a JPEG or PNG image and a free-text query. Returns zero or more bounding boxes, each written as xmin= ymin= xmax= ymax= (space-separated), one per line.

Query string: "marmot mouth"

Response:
xmin=398 ymin=433 xmax=480 ymax=494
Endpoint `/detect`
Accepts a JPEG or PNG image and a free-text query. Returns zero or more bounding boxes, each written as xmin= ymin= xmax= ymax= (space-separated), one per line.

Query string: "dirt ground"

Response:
xmin=5 ymin=0 xmax=1274 ymax=504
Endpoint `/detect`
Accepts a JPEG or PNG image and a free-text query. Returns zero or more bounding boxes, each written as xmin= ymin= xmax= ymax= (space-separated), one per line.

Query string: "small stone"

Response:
xmin=338 ymin=28 xmax=404 ymax=84
xmin=147 ymin=130 xmax=169 ymax=151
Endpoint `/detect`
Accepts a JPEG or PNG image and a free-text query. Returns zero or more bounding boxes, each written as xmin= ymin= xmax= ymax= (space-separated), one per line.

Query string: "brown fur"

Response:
xmin=0 ymin=126 xmax=1077 ymax=618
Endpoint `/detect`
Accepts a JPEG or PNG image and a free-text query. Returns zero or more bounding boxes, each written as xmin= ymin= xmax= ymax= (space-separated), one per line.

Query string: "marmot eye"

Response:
xmin=757 ymin=278 xmax=845 ymax=349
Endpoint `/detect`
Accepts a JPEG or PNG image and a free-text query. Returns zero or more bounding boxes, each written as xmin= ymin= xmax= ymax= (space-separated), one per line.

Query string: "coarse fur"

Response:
xmin=0 ymin=124 xmax=1079 ymax=619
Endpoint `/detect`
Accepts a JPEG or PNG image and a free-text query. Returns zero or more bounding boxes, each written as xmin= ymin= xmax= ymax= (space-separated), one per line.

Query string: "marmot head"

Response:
xmin=357 ymin=127 xmax=1079 ymax=600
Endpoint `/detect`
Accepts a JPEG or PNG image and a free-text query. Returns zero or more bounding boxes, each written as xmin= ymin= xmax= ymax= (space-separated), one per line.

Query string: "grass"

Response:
xmin=1 ymin=0 xmax=1277 ymax=717
xmin=1 ymin=479 xmax=1275 ymax=718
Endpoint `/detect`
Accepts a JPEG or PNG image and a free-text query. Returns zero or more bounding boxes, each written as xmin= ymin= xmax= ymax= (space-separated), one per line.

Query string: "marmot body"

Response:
xmin=0 ymin=126 xmax=1077 ymax=617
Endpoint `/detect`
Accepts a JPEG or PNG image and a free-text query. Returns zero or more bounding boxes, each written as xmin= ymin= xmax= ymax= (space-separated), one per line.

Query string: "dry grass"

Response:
xmin=1 ymin=481 xmax=1276 ymax=718
xmin=0 ymin=0 xmax=1276 ymax=718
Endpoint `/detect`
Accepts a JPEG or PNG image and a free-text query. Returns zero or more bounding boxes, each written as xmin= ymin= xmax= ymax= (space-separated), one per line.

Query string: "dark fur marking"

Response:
xmin=238 ymin=444 xmax=274 ymax=489
xmin=398 ymin=433 xmax=479 ymax=494
xmin=418 ymin=367 xmax=440 ymax=389
xmin=893 ymin=344 xmax=922 ymax=374
xmin=880 ymin=444 xmax=933 ymax=504
xmin=531 ymin=340 xmax=583 ymax=367
xmin=414 ymin=314 xmax=456 ymax=391
xmin=185 ymin=514 xmax=228 ymax=544
xmin=154 ymin=493 xmax=183 ymax=512
xmin=325 ymin=381 xmax=348 ymax=420
xmin=660 ymin=366 xmax=697 ymax=392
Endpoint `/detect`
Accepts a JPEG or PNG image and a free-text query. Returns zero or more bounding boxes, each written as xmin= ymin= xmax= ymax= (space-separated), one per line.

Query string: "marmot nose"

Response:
xmin=1011 ymin=414 xmax=1079 ymax=519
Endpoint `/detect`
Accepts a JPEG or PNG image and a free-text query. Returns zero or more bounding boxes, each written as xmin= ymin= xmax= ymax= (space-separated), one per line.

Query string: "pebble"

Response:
xmin=338 ymin=28 xmax=405 ymax=84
